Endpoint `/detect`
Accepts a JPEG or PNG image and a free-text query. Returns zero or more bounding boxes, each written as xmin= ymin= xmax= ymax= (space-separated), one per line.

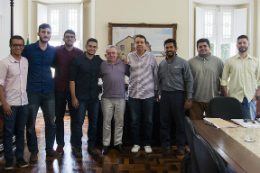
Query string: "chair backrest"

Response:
xmin=208 ymin=97 xmax=243 ymax=119
xmin=184 ymin=116 xmax=200 ymax=173
xmin=193 ymin=134 xmax=228 ymax=173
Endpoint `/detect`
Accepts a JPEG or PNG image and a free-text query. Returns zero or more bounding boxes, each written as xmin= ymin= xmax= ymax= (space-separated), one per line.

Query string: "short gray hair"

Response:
xmin=105 ymin=45 xmax=117 ymax=54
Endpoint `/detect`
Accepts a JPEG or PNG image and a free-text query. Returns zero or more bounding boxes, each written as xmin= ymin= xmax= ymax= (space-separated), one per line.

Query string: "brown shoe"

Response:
xmin=56 ymin=145 xmax=64 ymax=155
xmin=176 ymin=148 xmax=185 ymax=155
xmin=46 ymin=150 xmax=61 ymax=158
xmin=30 ymin=152 xmax=38 ymax=162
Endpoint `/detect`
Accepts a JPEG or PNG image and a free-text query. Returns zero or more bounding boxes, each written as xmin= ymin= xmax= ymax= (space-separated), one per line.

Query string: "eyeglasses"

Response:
xmin=11 ymin=44 xmax=24 ymax=47
xmin=64 ymin=36 xmax=75 ymax=39
xmin=106 ymin=52 xmax=117 ymax=55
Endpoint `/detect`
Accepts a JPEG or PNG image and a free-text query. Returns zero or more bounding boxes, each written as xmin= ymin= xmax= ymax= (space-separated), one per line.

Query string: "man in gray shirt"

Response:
xmin=188 ymin=38 xmax=224 ymax=120
xmin=158 ymin=39 xmax=193 ymax=155
xmin=100 ymin=45 xmax=128 ymax=155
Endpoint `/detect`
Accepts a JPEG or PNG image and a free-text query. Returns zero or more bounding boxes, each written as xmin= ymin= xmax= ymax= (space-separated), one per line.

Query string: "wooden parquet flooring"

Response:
xmin=0 ymin=116 xmax=184 ymax=173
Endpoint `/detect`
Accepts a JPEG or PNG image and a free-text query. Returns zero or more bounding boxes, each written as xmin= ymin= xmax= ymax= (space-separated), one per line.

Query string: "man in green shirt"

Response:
xmin=221 ymin=35 xmax=260 ymax=120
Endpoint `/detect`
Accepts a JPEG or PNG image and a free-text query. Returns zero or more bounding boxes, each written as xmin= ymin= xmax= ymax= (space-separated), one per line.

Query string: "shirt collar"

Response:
xmin=236 ymin=53 xmax=252 ymax=60
xmin=198 ymin=53 xmax=212 ymax=60
xmin=106 ymin=59 xmax=120 ymax=65
xmin=8 ymin=54 xmax=23 ymax=63
xmin=165 ymin=54 xmax=178 ymax=63
xmin=35 ymin=40 xmax=50 ymax=50
xmin=133 ymin=50 xmax=148 ymax=58
xmin=62 ymin=45 xmax=75 ymax=52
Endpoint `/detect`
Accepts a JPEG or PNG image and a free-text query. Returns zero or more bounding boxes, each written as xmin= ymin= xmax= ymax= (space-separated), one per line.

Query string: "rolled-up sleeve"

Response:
xmin=256 ymin=59 xmax=260 ymax=87
xmin=183 ymin=61 xmax=194 ymax=98
xmin=0 ymin=61 xmax=7 ymax=87
xmin=70 ymin=58 xmax=78 ymax=81
xmin=221 ymin=59 xmax=230 ymax=86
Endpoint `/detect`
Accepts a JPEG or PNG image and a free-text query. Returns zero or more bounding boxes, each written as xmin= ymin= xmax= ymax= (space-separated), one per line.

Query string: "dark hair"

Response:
xmin=64 ymin=29 xmax=75 ymax=37
xmin=86 ymin=38 xmax=98 ymax=46
xmin=9 ymin=35 xmax=25 ymax=45
xmin=134 ymin=34 xmax=147 ymax=44
xmin=164 ymin=39 xmax=177 ymax=48
xmin=197 ymin=38 xmax=210 ymax=48
xmin=237 ymin=35 xmax=248 ymax=41
xmin=38 ymin=23 xmax=51 ymax=32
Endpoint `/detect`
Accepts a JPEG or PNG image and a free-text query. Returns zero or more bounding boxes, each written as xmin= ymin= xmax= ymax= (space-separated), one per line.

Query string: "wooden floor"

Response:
xmin=0 ymin=116 xmax=185 ymax=173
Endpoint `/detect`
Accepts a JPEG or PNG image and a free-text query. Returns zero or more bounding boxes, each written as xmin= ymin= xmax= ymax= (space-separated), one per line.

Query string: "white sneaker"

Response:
xmin=131 ymin=145 xmax=140 ymax=153
xmin=144 ymin=146 xmax=152 ymax=153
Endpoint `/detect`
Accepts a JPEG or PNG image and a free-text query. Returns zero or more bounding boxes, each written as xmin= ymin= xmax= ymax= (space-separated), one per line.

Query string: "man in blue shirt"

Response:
xmin=22 ymin=23 xmax=60 ymax=161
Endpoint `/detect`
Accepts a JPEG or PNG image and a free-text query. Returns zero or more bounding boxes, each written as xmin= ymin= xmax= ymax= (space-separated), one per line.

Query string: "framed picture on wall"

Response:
xmin=108 ymin=23 xmax=177 ymax=58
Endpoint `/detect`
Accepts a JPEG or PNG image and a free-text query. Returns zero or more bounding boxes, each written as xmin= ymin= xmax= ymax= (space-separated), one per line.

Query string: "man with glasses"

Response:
xmin=70 ymin=38 xmax=103 ymax=157
xmin=0 ymin=35 xmax=28 ymax=169
xmin=22 ymin=23 xmax=60 ymax=161
xmin=100 ymin=45 xmax=129 ymax=155
xmin=52 ymin=30 xmax=83 ymax=154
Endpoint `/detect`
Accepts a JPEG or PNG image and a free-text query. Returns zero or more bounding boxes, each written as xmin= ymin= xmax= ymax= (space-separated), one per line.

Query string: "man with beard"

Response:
xmin=221 ymin=35 xmax=260 ymax=120
xmin=52 ymin=30 xmax=83 ymax=154
xmin=22 ymin=23 xmax=60 ymax=161
xmin=188 ymin=38 xmax=224 ymax=120
xmin=70 ymin=38 xmax=103 ymax=157
xmin=157 ymin=39 xmax=193 ymax=155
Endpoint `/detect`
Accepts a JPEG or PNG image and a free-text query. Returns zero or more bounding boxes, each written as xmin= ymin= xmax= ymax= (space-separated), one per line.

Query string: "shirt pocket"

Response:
xmin=142 ymin=63 xmax=153 ymax=71
xmin=170 ymin=66 xmax=182 ymax=75
xmin=159 ymin=69 xmax=165 ymax=79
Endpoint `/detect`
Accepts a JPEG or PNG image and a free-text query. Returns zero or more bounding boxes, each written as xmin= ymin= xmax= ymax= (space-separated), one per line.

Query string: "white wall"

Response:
xmin=94 ymin=0 xmax=190 ymax=60
xmin=0 ymin=0 xmax=11 ymax=60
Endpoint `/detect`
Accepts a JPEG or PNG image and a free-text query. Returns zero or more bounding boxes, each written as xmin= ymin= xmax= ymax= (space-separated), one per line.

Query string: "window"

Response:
xmin=37 ymin=3 xmax=83 ymax=49
xmin=196 ymin=6 xmax=247 ymax=62
xmin=120 ymin=45 xmax=125 ymax=51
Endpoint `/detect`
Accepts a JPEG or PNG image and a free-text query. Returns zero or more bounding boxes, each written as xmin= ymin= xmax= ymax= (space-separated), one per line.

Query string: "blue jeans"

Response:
xmin=26 ymin=91 xmax=56 ymax=153
xmin=75 ymin=98 xmax=99 ymax=148
xmin=160 ymin=90 xmax=186 ymax=149
xmin=55 ymin=90 xmax=77 ymax=146
xmin=241 ymin=97 xmax=256 ymax=120
xmin=128 ymin=97 xmax=154 ymax=146
xmin=1 ymin=105 xmax=28 ymax=161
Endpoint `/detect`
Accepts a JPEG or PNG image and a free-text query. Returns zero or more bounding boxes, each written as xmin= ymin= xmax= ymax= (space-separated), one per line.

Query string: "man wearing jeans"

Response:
xmin=22 ymin=23 xmax=60 ymax=161
xmin=70 ymin=38 xmax=103 ymax=157
xmin=0 ymin=35 xmax=28 ymax=170
xmin=126 ymin=35 xmax=158 ymax=154
xmin=100 ymin=45 xmax=129 ymax=155
xmin=158 ymin=39 xmax=193 ymax=155
xmin=221 ymin=35 xmax=260 ymax=120
xmin=53 ymin=30 xmax=83 ymax=154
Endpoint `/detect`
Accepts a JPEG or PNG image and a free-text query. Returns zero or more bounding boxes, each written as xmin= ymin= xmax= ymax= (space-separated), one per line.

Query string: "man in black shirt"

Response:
xmin=70 ymin=38 xmax=103 ymax=157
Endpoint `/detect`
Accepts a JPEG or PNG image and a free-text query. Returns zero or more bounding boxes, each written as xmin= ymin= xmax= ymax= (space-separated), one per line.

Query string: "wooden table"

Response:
xmin=192 ymin=120 xmax=260 ymax=173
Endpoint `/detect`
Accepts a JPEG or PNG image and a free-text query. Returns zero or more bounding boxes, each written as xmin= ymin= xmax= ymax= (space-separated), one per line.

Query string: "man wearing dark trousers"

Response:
xmin=0 ymin=35 xmax=29 ymax=170
xmin=22 ymin=23 xmax=60 ymax=161
xmin=70 ymin=38 xmax=103 ymax=157
xmin=157 ymin=39 xmax=193 ymax=155
xmin=53 ymin=30 xmax=83 ymax=154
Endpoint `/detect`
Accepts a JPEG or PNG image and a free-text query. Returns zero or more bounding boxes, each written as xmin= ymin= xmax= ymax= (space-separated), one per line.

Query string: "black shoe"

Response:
xmin=176 ymin=148 xmax=185 ymax=155
xmin=102 ymin=146 xmax=109 ymax=155
xmin=16 ymin=158 xmax=28 ymax=168
xmin=87 ymin=146 xmax=99 ymax=156
xmin=4 ymin=160 xmax=13 ymax=170
xmin=115 ymin=144 xmax=125 ymax=154
xmin=158 ymin=146 xmax=170 ymax=153
xmin=75 ymin=148 xmax=82 ymax=158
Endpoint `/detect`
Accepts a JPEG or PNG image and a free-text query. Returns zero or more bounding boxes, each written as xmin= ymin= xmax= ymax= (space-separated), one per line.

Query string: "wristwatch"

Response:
xmin=256 ymin=95 xmax=260 ymax=100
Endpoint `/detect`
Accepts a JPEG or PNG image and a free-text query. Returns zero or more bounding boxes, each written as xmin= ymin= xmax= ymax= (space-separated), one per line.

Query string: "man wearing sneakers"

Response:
xmin=126 ymin=35 xmax=159 ymax=154
xmin=0 ymin=35 xmax=29 ymax=169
